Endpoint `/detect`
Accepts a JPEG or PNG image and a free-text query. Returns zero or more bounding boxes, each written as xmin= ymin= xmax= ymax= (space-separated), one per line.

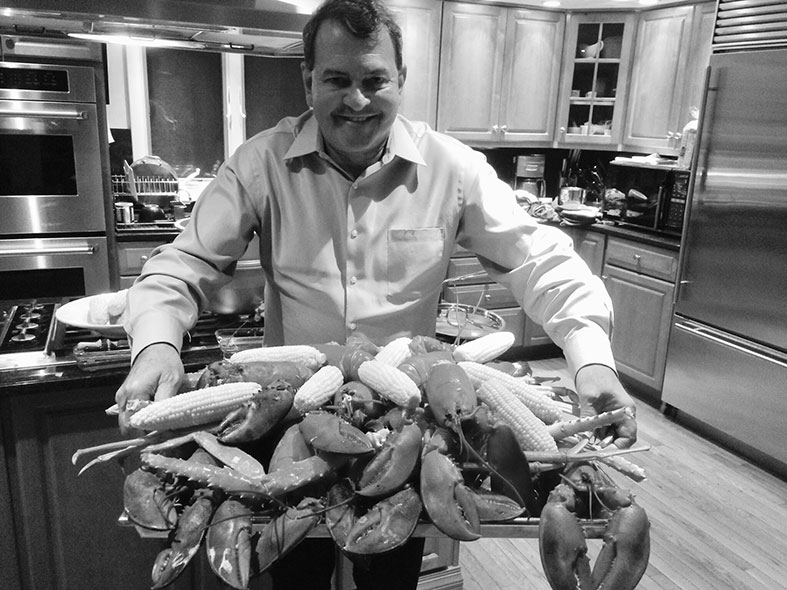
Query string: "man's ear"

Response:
xmin=301 ymin=62 xmax=314 ymax=108
xmin=398 ymin=65 xmax=407 ymax=94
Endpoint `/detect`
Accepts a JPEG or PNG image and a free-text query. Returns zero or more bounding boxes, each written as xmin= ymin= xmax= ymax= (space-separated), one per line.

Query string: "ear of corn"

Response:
xmin=293 ymin=365 xmax=345 ymax=414
xmin=374 ymin=336 xmax=413 ymax=366
xmin=229 ymin=345 xmax=327 ymax=371
xmin=357 ymin=359 xmax=421 ymax=409
xmin=452 ymin=331 xmax=516 ymax=364
xmin=458 ymin=361 xmax=563 ymax=424
xmin=128 ymin=382 xmax=261 ymax=431
xmin=477 ymin=379 xmax=558 ymax=453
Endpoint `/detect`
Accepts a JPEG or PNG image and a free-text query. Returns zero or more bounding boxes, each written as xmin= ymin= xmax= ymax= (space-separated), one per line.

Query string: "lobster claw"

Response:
xmin=205 ymin=499 xmax=254 ymax=590
xmin=123 ymin=468 xmax=178 ymax=531
xmin=420 ymin=450 xmax=481 ymax=541
xmin=151 ymin=491 xmax=218 ymax=588
xmin=538 ymin=481 xmax=651 ymax=590
xmin=343 ymin=485 xmax=422 ymax=555
xmin=216 ymin=379 xmax=295 ymax=445
xmin=255 ymin=497 xmax=322 ymax=573
xmin=591 ymin=502 xmax=650 ymax=590
xmin=299 ymin=411 xmax=374 ymax=455
xmin=357 ymin=422 xmax=422 ymax=497
xmin=538 ymin=483 xmax=593 ymax=590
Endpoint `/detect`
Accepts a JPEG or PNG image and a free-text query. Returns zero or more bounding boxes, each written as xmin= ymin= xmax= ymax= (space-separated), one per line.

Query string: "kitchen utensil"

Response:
xmin=138 ymin=203 xmax=167 ymax=222
xmin=215 ymin=327 xmax=265 ymax=358
xmin=123 ymin=160 xmax=138 ymax=202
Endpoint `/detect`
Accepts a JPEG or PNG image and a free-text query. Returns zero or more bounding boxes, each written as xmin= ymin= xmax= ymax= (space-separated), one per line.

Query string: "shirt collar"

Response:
xmin=284 ymin=112 xmax=426 ymax=168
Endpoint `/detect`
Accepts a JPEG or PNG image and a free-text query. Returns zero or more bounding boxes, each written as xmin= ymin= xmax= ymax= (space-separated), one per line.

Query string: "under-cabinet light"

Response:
xmin=67 ymin=32 xmax=209 ymax=51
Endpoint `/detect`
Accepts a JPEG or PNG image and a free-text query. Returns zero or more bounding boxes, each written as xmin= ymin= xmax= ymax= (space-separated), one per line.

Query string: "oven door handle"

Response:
xmin=0 ymin=108 xmax=88 ymax=120
xmin=0 ymin=245 xmax=97 ymax=256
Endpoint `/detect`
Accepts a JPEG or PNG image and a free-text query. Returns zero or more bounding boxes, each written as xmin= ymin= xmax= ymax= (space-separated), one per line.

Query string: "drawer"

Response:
xmin=117 ymin=244 xmax=158 ymax=275
xmin=496 ymin=307 xmax=524 ymax=346
xmin=445 ymin=257 xmax=488 ymax=285
xmin=604 ymin=237 xmax=678 ymax=282
xmin=443 ymin=283 xmax=518 ymax=309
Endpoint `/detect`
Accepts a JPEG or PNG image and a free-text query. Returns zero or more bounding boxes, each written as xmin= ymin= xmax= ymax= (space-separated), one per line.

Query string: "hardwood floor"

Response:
xmin=458 ymin=358 xmax=787 ymax=590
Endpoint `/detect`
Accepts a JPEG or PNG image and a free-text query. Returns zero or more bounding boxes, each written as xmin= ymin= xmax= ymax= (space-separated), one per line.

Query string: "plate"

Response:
xmin=435 ymin=303 xmax=505 ymax=342
xmin=55 ymin=296 xmax=127 ymax=338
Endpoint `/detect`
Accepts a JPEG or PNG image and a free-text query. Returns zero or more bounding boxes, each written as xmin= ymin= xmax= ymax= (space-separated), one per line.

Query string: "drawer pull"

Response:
xmin=633 ymin=254 xmax=641 ymax=261
xmin=140 ymin=255 xmax=149 ymax=263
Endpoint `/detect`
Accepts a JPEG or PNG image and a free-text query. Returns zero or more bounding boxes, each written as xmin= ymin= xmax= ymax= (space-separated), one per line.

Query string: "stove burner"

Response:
xmin=1 ymin=301 xmax=56 ymax=354
xmin=11 ymin=332 xmax=35 ymax=343
xmin=21 ymin=312 xmax=42 ymax=321
xmin=16 ymin=322 xmax=39 ymax=331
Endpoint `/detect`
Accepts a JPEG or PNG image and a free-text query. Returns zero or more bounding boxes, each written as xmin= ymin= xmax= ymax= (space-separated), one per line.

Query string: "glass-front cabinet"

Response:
xmin=556 ymin=13 xmax=635 ymax=146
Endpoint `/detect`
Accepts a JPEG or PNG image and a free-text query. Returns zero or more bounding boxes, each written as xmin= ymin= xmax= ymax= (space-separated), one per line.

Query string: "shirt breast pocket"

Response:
xmin=387 ymin=227 xmax=446 ymax=302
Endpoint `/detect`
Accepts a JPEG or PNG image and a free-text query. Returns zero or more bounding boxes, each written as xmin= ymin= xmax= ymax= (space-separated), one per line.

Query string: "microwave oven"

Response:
xmin=609 ymin=167 xmax=690 ymax=235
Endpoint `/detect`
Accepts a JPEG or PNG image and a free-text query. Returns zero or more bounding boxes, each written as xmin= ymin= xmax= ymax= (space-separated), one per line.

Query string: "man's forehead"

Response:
xmin=312 ymin=20 xmax=395 ymax=67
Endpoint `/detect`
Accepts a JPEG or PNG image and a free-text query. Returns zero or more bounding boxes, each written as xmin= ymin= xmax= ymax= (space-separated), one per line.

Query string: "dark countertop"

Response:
xmin=544 ymin=219 xmax=681 ymax=251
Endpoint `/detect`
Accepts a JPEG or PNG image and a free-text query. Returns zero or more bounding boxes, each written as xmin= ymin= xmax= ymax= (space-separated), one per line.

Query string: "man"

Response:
xmin=117 ymin=0 xmax=637 ymax=587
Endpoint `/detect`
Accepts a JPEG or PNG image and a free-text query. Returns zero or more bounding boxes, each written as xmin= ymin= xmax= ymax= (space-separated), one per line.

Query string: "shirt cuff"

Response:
xmin=562 ymin=324 xmax=617 ymax=379
xmin=128 ymin=310 xmax=185 ymax=363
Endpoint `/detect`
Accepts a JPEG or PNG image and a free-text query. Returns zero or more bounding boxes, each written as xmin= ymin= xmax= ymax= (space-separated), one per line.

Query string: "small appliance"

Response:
xmin=513 ymin=154 xmax=546 ymax=205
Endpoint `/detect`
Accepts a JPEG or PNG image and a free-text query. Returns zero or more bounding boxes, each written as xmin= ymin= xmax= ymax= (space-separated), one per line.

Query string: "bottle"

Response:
xmin=677 ymin=107 xmax=699 ymax=169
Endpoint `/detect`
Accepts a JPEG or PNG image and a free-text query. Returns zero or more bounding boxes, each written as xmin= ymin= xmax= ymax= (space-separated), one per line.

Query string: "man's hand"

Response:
xmin=574 ymin=364 xmax=637 ymax=449
xmin=115 ymin=343 xmax=184 ymax=435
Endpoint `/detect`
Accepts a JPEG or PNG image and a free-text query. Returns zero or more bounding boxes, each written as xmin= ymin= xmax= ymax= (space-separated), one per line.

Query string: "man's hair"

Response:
xmin=302 ymin=0 xmax=403 ymax=71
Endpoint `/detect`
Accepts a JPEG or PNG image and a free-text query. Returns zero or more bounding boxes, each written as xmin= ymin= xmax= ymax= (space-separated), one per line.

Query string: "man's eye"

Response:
xmin=325 ymin=77 xmax=350 ymax=88
xmin=366 ymin=77 xmax=389 ymax=90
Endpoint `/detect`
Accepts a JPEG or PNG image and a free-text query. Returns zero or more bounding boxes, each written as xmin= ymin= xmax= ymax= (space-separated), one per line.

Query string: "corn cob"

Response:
xmin=477 ymin=379 xmax=558 ymax=453
xmin=546 ymin=407 xmax=633 ymax=441
xmin=293 ymin=365 xmax=345 ymax=414
xmin=357 ymin=359 xmax=422 ymax=409
xmin=229 ymin=345 xmax=326 ymax=371
xmin=128 ymin=382 xmax=261 ymax=431
xmin=452 ymin=331 xmax=516 ymax=364
xmin=374 ymin=336 xmax=413 ymax=366
xmin=458 ymin=361 xmax=563 ymax=424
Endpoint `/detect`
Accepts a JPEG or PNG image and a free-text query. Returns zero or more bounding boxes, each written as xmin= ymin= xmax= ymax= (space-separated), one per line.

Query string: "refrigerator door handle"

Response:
xmin=674 ymin=321 xmax=787 ymax=368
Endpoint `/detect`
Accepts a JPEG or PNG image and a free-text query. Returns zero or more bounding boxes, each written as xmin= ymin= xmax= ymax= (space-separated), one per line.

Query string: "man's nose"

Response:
xmin=344 ymin=86 xmax=371 ymax=111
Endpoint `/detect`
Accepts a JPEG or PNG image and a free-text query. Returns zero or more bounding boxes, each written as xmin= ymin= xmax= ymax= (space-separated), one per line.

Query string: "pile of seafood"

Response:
xmin=73 ymin=331 xmax=651 ymax=590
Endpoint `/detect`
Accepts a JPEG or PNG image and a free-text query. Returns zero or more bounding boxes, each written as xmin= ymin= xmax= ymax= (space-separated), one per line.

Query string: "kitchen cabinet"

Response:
xmin=561 ymin=226 xmax=606 ymax=276
xmin=388 ymin=0 xmax=442 ymax=127
xmin=602 ymin=237 xmax=678 ymax=398
xmin=555 ymin=12 xmax=636 ymax=146
xmin=622 ymin=2 xmax=715 ymax=154
xmin=437 ymin=2 xmax=565 ymax=145
xmin=442 ymin=251 xmax=554 ymax=350
xmin=117 ymin=239 xmax=166 ymax=289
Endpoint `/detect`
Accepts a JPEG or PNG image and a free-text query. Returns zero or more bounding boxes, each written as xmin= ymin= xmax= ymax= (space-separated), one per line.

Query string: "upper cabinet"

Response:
xmin=555 ymin=12 xmax=636 ymax=146
xmin=388 ymin=0 xmax=442 ymax=127
xmin=622 ymin=2 xmax=715 ymax=154
xmin=437 ymin=2 xmax=565 ymax=145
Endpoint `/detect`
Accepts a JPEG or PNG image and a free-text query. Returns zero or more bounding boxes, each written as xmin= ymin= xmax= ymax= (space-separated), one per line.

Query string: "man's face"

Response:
xmin=302 ymin=20 xmax=406 ymax=174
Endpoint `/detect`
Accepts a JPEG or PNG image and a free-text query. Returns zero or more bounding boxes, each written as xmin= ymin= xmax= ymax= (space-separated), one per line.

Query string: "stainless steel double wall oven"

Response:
xmin=0 ymin=35 xmax=112 ymax=300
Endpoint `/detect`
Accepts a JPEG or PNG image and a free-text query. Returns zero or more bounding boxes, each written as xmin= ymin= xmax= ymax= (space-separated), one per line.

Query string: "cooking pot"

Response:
xmin=137 ymin=202 xmax=167 ymax=222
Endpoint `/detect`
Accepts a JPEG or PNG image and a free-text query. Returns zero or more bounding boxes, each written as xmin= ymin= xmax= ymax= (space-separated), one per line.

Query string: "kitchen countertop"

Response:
xmin=543 ymin=218 xmax=681 ymax=251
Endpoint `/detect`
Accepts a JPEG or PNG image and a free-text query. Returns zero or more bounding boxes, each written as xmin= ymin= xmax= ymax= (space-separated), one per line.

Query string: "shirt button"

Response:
xmin=350 ymin=229 xmax=359 ymax=239
xmin=351 ymin=183 xmax=358 ymax=190
xmin=349 ymin=276 xmax=357 ymax=285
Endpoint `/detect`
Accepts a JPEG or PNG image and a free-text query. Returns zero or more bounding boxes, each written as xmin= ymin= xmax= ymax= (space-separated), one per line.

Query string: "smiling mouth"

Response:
xmin=336 ymin=113 xmax=377 ymax=123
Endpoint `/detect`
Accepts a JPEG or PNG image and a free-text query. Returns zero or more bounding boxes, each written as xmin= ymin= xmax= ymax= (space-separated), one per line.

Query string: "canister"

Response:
xmin=114 ymin=202 xmax=134 ymax=224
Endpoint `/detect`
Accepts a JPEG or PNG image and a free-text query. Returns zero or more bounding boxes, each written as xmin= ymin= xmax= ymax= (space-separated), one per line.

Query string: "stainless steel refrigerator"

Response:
xmin=661 ymin=48 xmax=787 ymax=476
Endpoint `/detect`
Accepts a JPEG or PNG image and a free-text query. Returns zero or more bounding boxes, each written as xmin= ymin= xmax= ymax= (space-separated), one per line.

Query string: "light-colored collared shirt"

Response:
xmin=126 ymin=112 xmax=615 ymax=377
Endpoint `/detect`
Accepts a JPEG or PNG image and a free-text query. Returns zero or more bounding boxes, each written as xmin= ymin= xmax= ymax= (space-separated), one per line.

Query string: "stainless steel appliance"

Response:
xmin=661 ymin=48 xmax=787 ymax=476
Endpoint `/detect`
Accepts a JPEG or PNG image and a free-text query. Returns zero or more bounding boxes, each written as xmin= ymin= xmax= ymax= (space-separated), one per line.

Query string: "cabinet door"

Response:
xmin=602 ymin=264 xmax=674 ymax=392
xmin=389 ymin=0 xmax=442 ymax=127
xmin=498 ymin=9 xmax=565 ymax=144
xmin=437 ymin=2 xmax=507 ymax=142
xmin=556 ymin=13 xmax=636 ymax=146
xmin=679 ymin=2 xmax=715 ymax=130
xmin=622 ymin=6 xmax=694 ymax=153
xmin=562 ymin=227 xmax=606 ymax=275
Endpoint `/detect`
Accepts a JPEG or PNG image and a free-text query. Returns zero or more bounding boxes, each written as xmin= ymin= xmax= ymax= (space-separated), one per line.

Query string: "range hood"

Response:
xmin=0 ymin=0 xmax=315 ymax=56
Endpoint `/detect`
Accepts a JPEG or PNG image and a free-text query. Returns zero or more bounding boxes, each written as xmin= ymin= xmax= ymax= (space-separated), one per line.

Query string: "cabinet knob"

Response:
xmin=492 ymin=125 xmax=499 ymax=133
xmin=500 ymin=125 xmax=507 ymax=134
xmin=140 ymin=255 xmax=149 ymax=263
xmin=559 ymin=126 xmax=566 ymax=134
xmin=633 ymin=254 xmax=641 ymax=261
xmin=601 ymin=275 xmax=608 ymax=281
xmin=666 ymin=131 xmax=674 ymax=139
xmin=484 ymin=294 xmax=492 ymax=302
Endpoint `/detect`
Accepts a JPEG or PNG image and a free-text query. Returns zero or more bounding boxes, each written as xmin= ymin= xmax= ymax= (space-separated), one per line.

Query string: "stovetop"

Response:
xmin=0 ymin=298 xmax=257 ymax=372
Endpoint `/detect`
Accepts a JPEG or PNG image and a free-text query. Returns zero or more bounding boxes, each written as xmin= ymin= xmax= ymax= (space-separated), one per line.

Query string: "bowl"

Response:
xmin=435 ymin=303 xmax=505 ymax=342
xmin=206 ymin=260 xmax=265 ymax=315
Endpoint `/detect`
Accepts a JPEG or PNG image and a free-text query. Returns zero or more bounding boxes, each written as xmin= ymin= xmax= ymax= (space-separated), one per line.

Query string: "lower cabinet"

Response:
xmin=117 ymin=239 xmax=164 ymax=288
xmin=602 ymin=237 xmax=678 ymax=398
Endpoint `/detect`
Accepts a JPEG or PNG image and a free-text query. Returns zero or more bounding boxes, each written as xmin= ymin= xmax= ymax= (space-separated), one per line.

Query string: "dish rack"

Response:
xmin=111 ymin=175 xmax=180 ymax=201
